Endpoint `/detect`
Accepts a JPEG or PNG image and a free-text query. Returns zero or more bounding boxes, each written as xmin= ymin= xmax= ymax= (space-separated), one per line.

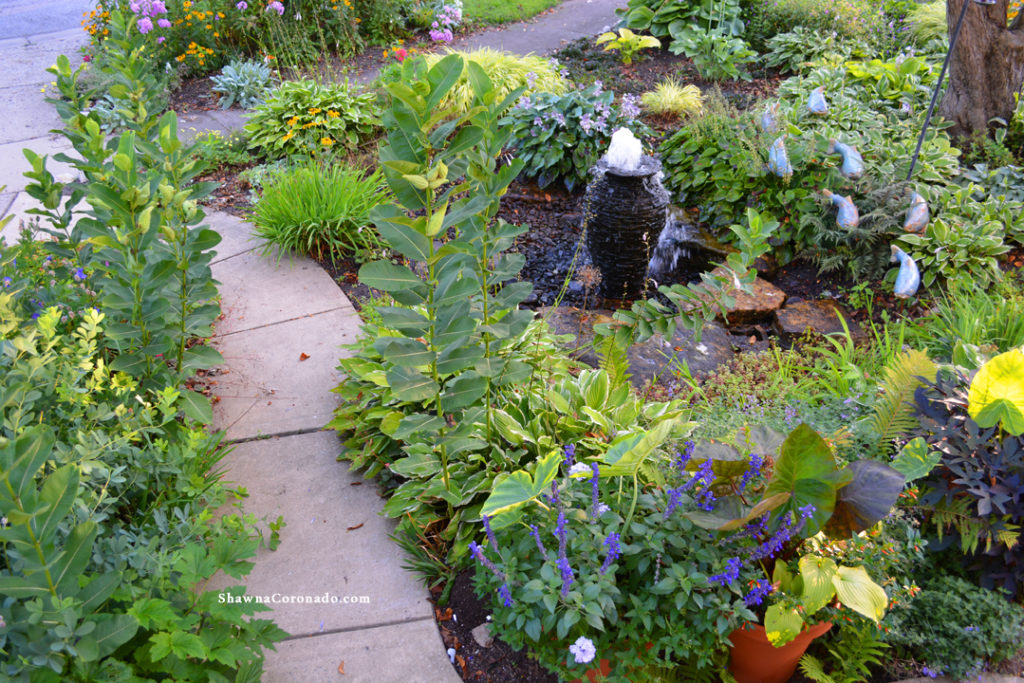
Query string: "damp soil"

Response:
xmin=434 ymin=569 xmax=560 ymax=683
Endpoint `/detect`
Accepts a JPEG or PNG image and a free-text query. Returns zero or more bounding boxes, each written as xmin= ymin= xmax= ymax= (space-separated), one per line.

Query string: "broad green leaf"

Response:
xmin=832 ymin=565 xmax=888 ymax=623
xmin=373 ymin=337 xmax=435 ymax=367
xmin=358 ymin=261 xmax=425 ymax=293
xmin=377 ymin=307 xmax=431 ymax=338
xmin=798 ymin=555 xmax=838 ymax=613
xmin=372 ymin=206 xmax=432 ymax=262
xmin=179 ymin=389 xmax=213 ymax=424
xmin=36 ymin=465 xmax=78 ymax=540
xmin=386 ymin=367 xmax=438 ymax=402
xmin=180 ymin=345 xmax=224 ymax=371
xmin=393 ymin=413 xmax=446 ymax=440
xmin=763 ymin=424 xmax=845 ymax=534
xmin=426 ymin=54 xmax=465 ymax=112
xmin=601 ymin=421 xmax=675 ymax=477
xmin=53 ymin=521 xmax=99 ymax=592
xmin=441 ymin=372 xmax=488 ymax=411
xmin=481 ymin=450 xmax=561 ymax=527
xmin=968 ymin=348 xmax=1024 ymax=435
xmin=765 ymin=604 xmax=804 ymax=647
xmin=889 ymin=437 xmax=941 ymax=482
xmin=718 ymin=492 xmax=791 ymax=531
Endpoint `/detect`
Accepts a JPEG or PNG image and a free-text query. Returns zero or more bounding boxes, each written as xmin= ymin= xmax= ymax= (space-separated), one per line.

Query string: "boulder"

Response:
xmin=540 ymin=306 xmax=736 ymax=388
xmin=685 ymin=267 xmax=787 ymax=326
xmin=773 ymin=299 xmax=862 ymax=340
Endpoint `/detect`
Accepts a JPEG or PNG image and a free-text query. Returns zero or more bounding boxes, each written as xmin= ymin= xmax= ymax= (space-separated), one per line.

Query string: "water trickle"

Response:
xmin=648 ymin=215 xmax=694 ymax=278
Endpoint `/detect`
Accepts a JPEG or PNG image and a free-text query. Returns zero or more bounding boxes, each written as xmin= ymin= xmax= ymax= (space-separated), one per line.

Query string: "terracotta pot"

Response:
xmin=727 ymin=621 xmax=833 ymax=683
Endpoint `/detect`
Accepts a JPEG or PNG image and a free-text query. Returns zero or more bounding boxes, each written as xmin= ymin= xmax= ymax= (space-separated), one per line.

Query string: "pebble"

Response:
xmin=471 ymin=623 xmax=494 ymax=648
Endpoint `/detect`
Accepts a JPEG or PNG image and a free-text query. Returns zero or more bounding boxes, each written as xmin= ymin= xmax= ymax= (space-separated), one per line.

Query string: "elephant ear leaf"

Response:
xmin=481 ymin=450 xmax=561 ymax=529
xmin=832 ymin=565 xmax=888 ymax=623
xmin=823 ymin=460 xmax=905 ymax=538
xmin=968 ymin=348 xmax=1024 ymax=435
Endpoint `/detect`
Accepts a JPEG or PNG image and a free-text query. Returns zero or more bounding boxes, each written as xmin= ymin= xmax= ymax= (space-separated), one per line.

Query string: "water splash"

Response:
xmin=648 ymin=214 xmax=694 ymax=278
xmin=602 ymin=127 xmax=643 ymax=172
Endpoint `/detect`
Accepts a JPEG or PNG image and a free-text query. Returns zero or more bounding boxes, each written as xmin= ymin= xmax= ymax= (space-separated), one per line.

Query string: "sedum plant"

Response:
xmin=244 ymin=79 xmax=380 ymax=159
xmin=595 ymin=28 xmax=661 ymax=65
xmin=640 ymin=77 xmax=703 ymax=117
xmin=251 ymin=161 xmax=389 ymax=263
xmin=210 ymin=58 xmax=273 ymax=109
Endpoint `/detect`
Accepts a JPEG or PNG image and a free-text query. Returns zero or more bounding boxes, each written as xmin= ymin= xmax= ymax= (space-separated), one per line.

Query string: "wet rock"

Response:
xmin=539 ymin=306 xmax=736 ymax=388
xmin=471 ymin=623 xmax=493 ymax=648
xmin=773 ymin=299 xmax=862 ymax=340
xmin=684 ymin=267 xmax=786 ymax=326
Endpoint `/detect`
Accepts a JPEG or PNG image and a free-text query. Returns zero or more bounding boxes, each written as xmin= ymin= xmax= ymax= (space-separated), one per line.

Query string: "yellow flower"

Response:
xmin=302 ymin=122 xmax=317 ymax=128
xmin=308 ymin=107 xmax=322 ymax=114
xmin=321 ymin=137 xmax=335 ymax=146
xmin=327 ymin=110 xmax=340 ymax=118
xmin=287 ymin=116 xmax=299 ymax=126
xmin=282 ymin=131 xmax=294 ymax=141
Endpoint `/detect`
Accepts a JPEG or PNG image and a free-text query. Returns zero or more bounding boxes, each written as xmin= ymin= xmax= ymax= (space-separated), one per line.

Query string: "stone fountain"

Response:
xmin=583 ymin=128 xmax=670 ymax=305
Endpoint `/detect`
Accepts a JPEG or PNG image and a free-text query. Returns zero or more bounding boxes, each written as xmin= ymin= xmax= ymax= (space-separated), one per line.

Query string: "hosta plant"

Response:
xmin=244 ymin=79 xmax=380 ymax=159
xmin=595 ymin=28 xmax=661 ymax=65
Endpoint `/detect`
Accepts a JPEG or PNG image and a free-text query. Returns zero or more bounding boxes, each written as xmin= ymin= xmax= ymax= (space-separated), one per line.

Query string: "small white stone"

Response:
xmin=447 ymin=647 xmax=456 ymax=663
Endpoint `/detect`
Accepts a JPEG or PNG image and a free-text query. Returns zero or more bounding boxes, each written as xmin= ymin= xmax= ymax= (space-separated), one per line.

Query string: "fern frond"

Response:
xmin=799 ymin=654 xmax=836 ymax=683
xmin=595 ymin=333 xmax=632 ymax=390
xmin=868 ymin=349 xmax=936 ymax=456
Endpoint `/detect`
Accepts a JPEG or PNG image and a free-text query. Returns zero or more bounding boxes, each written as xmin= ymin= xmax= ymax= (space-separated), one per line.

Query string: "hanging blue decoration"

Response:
xmin=891 ymin=245 xmax=920 ymax=298
xmin=808 ymin=86 xmax=829 ymax=115
xmin=828 ymin=139 xmax=864 ymax=179
xmin=760 ymin=102 xmax=780 ymax=134
xmin=903 ymin=190 xmax=929 ymax=234
xmin=767 ymin=135 xmax=793 ymax=180
xmin=822 ymin=189 xmax=859 ymax=229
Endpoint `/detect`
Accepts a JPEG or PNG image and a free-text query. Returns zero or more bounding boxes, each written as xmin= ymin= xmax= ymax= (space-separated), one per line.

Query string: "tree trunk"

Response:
xmin=939 ymin=0 xmax=1024 ymax=140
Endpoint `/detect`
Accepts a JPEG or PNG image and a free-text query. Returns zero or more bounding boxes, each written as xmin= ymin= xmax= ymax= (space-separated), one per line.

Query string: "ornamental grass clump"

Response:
xmin=640 ymin=77 xmax=703 ymax=117
xmin=251 ymin=161 xmax=389 ymax=263
xmin=472 ymin=423 xmax=915 ymax=680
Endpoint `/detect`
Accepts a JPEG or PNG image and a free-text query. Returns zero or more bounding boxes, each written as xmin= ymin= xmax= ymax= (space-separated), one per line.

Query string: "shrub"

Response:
xmin=884 ymin=576 xmax=1024 ymax=679
xmin=244 ymin=79 xmax=380 ymax=159
xmin=191 ymin=129 xmax=253 ymax=169
xmin=640 ymin=77 xmax=703 ymax=117
xmin=617 ymin=0 xmax=745 ymax=45
xmin=764 ymin=27 xmax=866 ymax=74
xmin=748 ymin=0 xmax=881 ymax=42
xmin=505 ymin=82 xmax=649 ymax=191
xmin=210 ymin=58 xmax=273 ymax=109
xmin=416 ymin=47 xmax=569 ymax=117
xmin=251 ymin=161 xmax=390 ymax=263
xmin=672 ymin=30 xmax=756 ymax=81
xmin=909 ymin=368 xmax=1024 ymax=597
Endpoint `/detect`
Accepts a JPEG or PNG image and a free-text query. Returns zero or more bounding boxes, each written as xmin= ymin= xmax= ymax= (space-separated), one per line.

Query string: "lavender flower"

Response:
xmin=236 ymin=0 xmax=248 ymax=8
xmin=267 ymin=0 xmax=284 ymax=14
xmin=580 ymin=113 xmax=594 ymax=133
xmin=555 ymin=510 xmax=573 ymax=596
xmin=599 ymin=533 xmax=621 ymax=575
xmin=590 ymin=463 xmax=601 ymax=521
xmin=525 ymin=71 xmax=537 ymax=88
xmin=709 ymin=557 xmax=741 ymax=587
xmin=620 ymin=93 xmax=641 ymax=119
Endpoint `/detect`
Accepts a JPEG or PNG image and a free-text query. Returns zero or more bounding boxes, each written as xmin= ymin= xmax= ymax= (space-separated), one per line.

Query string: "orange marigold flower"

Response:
xmin=321 ymin=137 xmax=334 ymax=146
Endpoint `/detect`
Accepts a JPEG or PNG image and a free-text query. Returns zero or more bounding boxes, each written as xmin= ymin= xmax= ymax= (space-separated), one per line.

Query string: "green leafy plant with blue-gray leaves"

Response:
xmin=472 ymin=422 xmax=912 ymax=680
xmin=210 ymin=58 xmax=274 ymax=109
xmin=503 ymin=82 xmax=649 ymax=191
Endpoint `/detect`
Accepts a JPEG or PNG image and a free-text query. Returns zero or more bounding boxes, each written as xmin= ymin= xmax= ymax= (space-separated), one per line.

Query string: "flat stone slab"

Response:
xmin=688 ymin=267 xmax=786 ymax=326
xmin=178 ymin=108 xmax=249 ymax=144
xmin=211 ymin=249 xmax=350 ymax=336
xmin=773 ymin=298 xmax=862 ymax=340
xmin=541 ymin=306 xmax=736 ymax=387
xmin=264 ymin=620 xmax=460 ymax=683
xmin=206 ymin=431 xmax=435 ymax=637
xmin=204 ymin=210 xmax=259 ymax=263
xmin=0 ymin=85 xmax=65 ymax=145
xmin=210 ymin=308 xmax=361 ymax=440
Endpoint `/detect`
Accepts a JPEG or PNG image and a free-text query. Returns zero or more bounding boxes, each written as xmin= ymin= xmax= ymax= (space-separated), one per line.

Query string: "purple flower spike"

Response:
xmin=599 ymin=533 xmax=621 ymax=575
xmin=499 ymin=583 xmax=514 ymax=607
xmin=482 ymin=514 xmax=499 ymax=553
xmin=590 ymin=463 xmax=600 ymax=521
xmin=563 ymin=443 xmax=576 ymax=469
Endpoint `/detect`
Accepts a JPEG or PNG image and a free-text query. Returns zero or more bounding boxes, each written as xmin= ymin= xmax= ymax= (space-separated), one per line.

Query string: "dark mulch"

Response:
xmin=433 ymin=570 xmax=560 ymax=683
xmin=169 ymin=74 xmax=218 ymax=113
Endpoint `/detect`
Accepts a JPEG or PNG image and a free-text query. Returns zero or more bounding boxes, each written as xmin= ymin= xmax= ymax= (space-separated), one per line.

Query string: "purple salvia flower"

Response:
xmin=663 ymin=487 xmax=683 ymax=519
xmin=708 ymin=557 xmax=741 ymax=587
xmin=599 ymin=533 xmax=621 ymax=575
xmin=557 ymin=556 xmax=574 ymax=596
xmin=468 ymin=541 xmax=504 ymax=580
xmin=529 ymin=524 xmax=548 ymax=560
xmin=482 ymin=514 xmax=499 ymax=553
xmin=590 ymin=462 xmax=600 ymax=521
xmin=673 ymin=441 xmax=695 ymax=475
xmin=563 ymin=443 xmax=576 ymax=469
xmin=743 ymin=578 xmax=775 ymax=605
xmin=499 ymin=583 xmax=514 ymax=607
xmin=738 ymin=454 xmax=764 ymax=492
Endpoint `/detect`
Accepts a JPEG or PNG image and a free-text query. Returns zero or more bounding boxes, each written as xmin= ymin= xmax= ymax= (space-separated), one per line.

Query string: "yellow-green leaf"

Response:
xmin=832 ymin=565 xmax=888 ymax=623
xmin=765 ymin=604 xmax=804 ymax=647
xmin=968 ymin=348 xmax=1024 ymax=435
xmin=798 ymin=555 xmax=837 ymax=613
